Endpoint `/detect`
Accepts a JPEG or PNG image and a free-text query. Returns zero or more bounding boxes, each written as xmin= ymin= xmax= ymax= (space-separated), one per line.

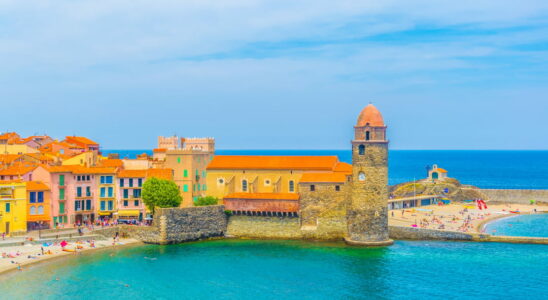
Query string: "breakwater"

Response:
xmin=481 ymin=189 xmax=548 ymax=204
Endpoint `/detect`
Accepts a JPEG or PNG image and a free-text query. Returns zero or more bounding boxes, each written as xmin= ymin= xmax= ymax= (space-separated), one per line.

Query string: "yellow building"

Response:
xmin=62 ymin=151 xmax=98 ymax=166
xmin=206 ymin=156 xmax=351 ymax=199
xmin=0 ymin=181 xmax=27 ymax=235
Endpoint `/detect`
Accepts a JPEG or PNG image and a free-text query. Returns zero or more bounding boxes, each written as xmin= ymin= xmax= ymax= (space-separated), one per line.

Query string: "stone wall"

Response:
xmin=155 ymin=205 xmax=227 ymax=244
xmin=299 ymin=181 xmax=348 ymax=239
xmin=389 ymin=226 xmax=474 ymax=241
xmin=481 ymin=189 xmax=548 ymax=204
xmin=227 ymin=215 xmax=303 ymax=239
xmin=94 ymin=205 xmax=227 ymax=244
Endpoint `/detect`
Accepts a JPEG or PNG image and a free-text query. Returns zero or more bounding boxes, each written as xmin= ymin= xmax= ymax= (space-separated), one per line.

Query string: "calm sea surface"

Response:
xmin=1 ymin=240 xmax=546 ymax=300
xmin=484 ymin=214 xmax=548 ymax=237
xmin=103 ymin=150 xmax=548 ymax=189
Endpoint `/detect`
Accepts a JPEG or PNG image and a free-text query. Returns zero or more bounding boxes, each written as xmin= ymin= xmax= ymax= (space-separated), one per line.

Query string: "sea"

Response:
xmin=1 ymin=239 xmax=546 ymax=299
xmin=103 ymin=150 xmax=548 ymax=189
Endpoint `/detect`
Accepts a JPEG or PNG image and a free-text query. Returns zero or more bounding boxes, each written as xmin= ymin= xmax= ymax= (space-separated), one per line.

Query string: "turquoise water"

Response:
xmin=103 ymin=150 xmax=548 ymax=189
xmin=484 ymin=214 xmax=548 ymax=237
xmin=1 ymin=240 xmax=547 ymax=299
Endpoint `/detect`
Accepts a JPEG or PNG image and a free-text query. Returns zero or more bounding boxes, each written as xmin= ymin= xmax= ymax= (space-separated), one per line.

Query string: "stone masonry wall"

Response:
xmin=155 ymin=205 xmax=227 ymax=244
xmin=481 ymin=189 xmax=548 ymax=204
xmin=94 ymin=205 xmax=227 ymax=244
xmin=227 ymin=215 xmax=303 ymax=239
xmin=388 ymin=226 xmax=474 ymax=241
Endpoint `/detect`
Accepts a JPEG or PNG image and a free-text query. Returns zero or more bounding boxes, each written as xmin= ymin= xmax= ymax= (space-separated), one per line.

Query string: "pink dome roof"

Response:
xmin=356 ymin=104 xmax=385 ymax=127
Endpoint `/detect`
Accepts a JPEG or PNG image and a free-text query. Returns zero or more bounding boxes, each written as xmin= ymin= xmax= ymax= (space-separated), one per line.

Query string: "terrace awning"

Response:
xmin=117 ymin=210 xmax=140 ymax=217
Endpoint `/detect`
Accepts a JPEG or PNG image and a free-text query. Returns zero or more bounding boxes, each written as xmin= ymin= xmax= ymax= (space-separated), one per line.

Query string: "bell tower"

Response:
xmin=345 ymin=103 xmax=393 ymax=246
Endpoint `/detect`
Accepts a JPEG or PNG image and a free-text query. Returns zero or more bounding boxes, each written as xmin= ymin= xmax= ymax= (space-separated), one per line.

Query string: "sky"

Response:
xmin=1 ymin=0 xmax=547 ymax=150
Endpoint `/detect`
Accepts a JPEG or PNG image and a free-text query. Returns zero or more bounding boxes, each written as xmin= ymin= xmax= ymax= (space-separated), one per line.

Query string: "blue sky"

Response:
xmin=1 ymin=1 xmax=547 ymax=150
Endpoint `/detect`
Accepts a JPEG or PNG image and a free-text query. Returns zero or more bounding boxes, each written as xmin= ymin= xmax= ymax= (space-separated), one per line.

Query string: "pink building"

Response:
xmin=46 ymin=165 xmax=80 ymax=226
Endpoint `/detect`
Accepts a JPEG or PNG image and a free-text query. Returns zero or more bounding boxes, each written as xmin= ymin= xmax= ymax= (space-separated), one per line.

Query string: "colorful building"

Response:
xmin=154 ymin=137 xmax=215 ymax=207
xmin=116 ymin=168 xmax=173 ymax=221
xmin=65 ymin=136 xmax=100 ymax=152
xmin=0 ymin=181 xmax=27 ymax=235
xmin=206 ymin=156 xmax=351 ymax=214
xmin=26 ymin=181 xmax=52 ymax=230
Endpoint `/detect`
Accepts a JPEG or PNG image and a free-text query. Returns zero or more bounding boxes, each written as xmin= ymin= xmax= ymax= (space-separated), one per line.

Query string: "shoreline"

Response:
xmin=0 ymin=238 xmax=142 ymax=276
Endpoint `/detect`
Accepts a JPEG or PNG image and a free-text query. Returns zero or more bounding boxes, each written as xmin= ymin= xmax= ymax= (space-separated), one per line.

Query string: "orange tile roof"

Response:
xmin=224 ymin=193 xmax=300 ymax=201
xmin=65 ymin=136 xmax=98 ymax=145
xmin=100 ymin=159 xmax=123 ymax=168
xmin=333 ymin=162 xmax=352 ymax=174
xmin=46 ymin=165 xmax=83 ymax=173
xmin=26 ymin=181 xmax=50 ymax=191
xmin=153 ymin=148 xmax=167 ymax=153
xmin=117 ymin=168 xmax=173 ymax=180
xmin=0 ymin=164 xmax=38 ymax=176
xmin=207 ymin=156 xmax=340 ymax=171
xmin=300 ymin=172 xmax=347 ymax=183
xmin=436 ymin=168 xmax=448 ymax=173
xmin=73 ymin=167 xmax=116 ymax=174
xmin=0 ymin=154 xmax=22 ymax=164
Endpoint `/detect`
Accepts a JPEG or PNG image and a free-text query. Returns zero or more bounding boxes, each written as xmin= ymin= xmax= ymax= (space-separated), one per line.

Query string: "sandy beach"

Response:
xmin=0 ymin=237 xmax=141 ymax=275
xmin=388 ymin=202 xmax=546 ymax=234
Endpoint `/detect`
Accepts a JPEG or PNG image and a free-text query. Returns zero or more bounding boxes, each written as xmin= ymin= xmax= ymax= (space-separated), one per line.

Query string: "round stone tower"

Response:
xmin=345 ymin=104 xmax=393 ymax=246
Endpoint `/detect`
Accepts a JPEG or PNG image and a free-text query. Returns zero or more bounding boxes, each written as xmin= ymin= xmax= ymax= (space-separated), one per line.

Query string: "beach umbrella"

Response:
xmin=60 ymin=240 xmax=68 ymax=248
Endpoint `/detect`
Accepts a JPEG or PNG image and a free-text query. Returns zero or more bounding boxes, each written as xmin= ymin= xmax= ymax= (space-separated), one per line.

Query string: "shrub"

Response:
xmin=194 ymin=196 xmax=219 ymax=206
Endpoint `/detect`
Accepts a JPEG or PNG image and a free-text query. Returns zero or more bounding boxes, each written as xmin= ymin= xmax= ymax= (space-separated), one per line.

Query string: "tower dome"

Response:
xmin=356 ymin=104 xmax=385 ymax=127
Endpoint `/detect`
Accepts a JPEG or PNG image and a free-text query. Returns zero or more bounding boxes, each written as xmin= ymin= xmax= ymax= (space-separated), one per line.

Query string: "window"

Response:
xmin=30 ymin=192 xmax=36 ymax=203
xmin=59 ymin=175 xmax=65 ymax=186
xmin=289 ymin=180 xmax=295 ymax=192
xmin=37 ymin=192 xmax=44 ymax=203
xmin=86 ymin=187 xmax=91 ymax=197
xmin=197 ymin=184 xmax=201 ymax=191
xmin=108 ymin=201 xmax=113 ymax=211
xmin=359 ymin=144 xmax=365 ymax=155
xmin=218 ymin=178 xmax=224 ymax=185
xmin=100 ymin=201 xmax=105 ymax=211
xmin=365 ymin=131 xmax=370 ymax=141
xmin=100 ymin=187 xmax=106 ymax=198
xmin=87 ymin=175 xmax=91 ymax=181
xmin=129 ymin=178 xmax=134 ymax=187
xmin=59 ymin=202 xmax=65 ymax=214
xmin=75 ymin=200 xmax=81 ymax=211
xmin=177 ymin=157 xmax=181 ymax=163
xmin=30 ymin=206 xmax=36 ymax=215
xmin=183 ymin=184 xmax=189 ymax=192
xmin=202 ymin=170 xmax=206 ymax=178
xmin=242 ymin=180 xmax=248 ymax=192
xmin=264 ymin=179 xmax=271 ymax=186
xmin=101 ymin=176 xmax=113 ymax=184
xmin=86 ymin=200 xmax=91 ymax=210
xmin=38 ymin=205 xmax=44 ymax=215
xmin=134 ymin=200 xmax=139 ymax=206
xmin=124 ymin=200 xmax=128 ymax=207
xmin=77 ymin=187 xmax=82 ymax=197
xmin=133 ymin=189 xmax=141 ymax=198
xmin=335 ymin=185 xmax=340 ymax=192
xmin=138 ymin=178 xmax=143 ymax=187
xmin=59 ymin=188 xmax=65 ymax=200
xmin=77 ymin=175 xmax=81 ymax=181
xmin=123 ymin=189 xmax=129 ymax=199
xmin=202 ymin=184 xmax=206 ymax=191
xmin=108 ymin=187 xmax=113 ymax=197
xmin=183 ymin=169 xmax=188 ymax=178
xmin=120 ymin=179 xmax=124 ymax=187
xmin=358 ymin=172 xmax=366 ymax=182
xmin=310 ymin=185 xmax=315 ymax=191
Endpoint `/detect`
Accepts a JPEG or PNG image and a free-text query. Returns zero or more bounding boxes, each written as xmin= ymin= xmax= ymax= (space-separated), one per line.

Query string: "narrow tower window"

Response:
xmin=365 ymin=131 xmax=370 ymax=141
xmin=358 ymin=144 xmax=365 ymax=155
xmin=358 ymin=172 xmax=366 ymax=182
xmin=289 ymin=180 xmax=295 ymax=192
xmin=242 ymin=180 xmax=248 ymax=192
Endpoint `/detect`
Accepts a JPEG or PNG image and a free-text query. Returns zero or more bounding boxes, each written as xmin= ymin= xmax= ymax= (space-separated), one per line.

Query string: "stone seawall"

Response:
xmin=155 ymin=205 xmax=227 ymax=244
xmin=227 ymin=215 xmax=302 ymax=239
xmin=94 ymin=205 xmax=227 ymax=244
xmin=481 ymin=189 xmax=548 ymax=204
xmin=388 ymin=226 xmax=474 ymax=241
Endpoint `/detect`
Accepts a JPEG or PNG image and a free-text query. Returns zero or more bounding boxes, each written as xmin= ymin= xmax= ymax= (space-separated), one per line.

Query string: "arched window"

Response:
xmin=365 ymin=131 xmax=370 ymax=141
xmin=242 ymin=180 xmax=248 ymax=192
xmin=358 ymin=172 xmax=366 ymax=182
xmin=289 ymin=180 xmax=295 ymax=192
xmin=38 ymin=205 xmax=44 ymax=215
xmin=358 ymin=144 xmax=365 ymax=155
xmin=30 ymin=206 xmax=36 ymax=215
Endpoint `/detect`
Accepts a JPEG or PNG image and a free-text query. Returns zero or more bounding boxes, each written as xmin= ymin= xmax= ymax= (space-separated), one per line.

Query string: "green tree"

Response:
xmin=142 ymin=177 xmax=182 ymax=213
xmin=194 ymin=196 xmax=219 ymax=206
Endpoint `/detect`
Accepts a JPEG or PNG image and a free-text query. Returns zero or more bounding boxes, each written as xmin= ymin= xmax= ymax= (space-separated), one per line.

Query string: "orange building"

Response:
xmin=26 ymin=181 xmax=52 ymax=230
